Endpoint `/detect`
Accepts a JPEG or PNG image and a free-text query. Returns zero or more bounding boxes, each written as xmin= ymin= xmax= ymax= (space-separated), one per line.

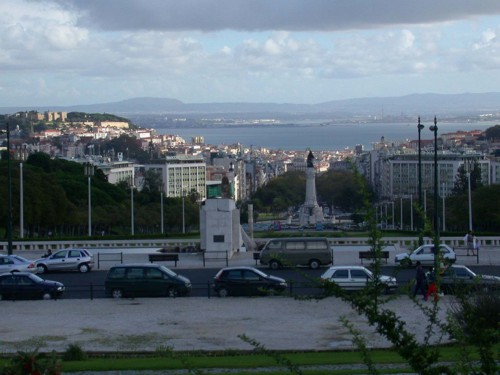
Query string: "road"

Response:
xmin=37 ymin=265 xmax=500 ymax=299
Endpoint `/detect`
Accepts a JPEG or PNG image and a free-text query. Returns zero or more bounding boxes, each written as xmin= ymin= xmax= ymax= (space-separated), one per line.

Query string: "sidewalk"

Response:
xmin=9 ymin=245 xmax=500 ymax=270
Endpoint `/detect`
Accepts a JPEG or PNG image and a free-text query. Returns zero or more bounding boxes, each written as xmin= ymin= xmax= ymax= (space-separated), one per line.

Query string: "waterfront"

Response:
xmin=156 ymin=121 xmax=495 ymax=151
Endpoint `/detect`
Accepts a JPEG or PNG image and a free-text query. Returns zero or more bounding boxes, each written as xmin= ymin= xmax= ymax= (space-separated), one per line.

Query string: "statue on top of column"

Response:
xmin=307 ymin=150 xmax=315 ymax=168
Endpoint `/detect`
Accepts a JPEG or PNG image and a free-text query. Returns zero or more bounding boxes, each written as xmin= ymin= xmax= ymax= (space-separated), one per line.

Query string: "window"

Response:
xmin=146 ymin=268 xmax=164 ymax=280
xmin=332 ymin=270 xmax=349 ymax=279
xmin=0 ymin=276 xmax=16 ymax=285
xmin=225 ymin=270 xmax=243 ymax=280
xmin=267 ymin=241 xmax=281 ymax=249
xmin=52 ymin=251 xmax=67 ymax=259
xmin=308 ymin=241 xmax=328 ymax=250
xmin=285 ymin=241 xmax=306 ymax=250
xmin=213 ymin=235 xmax=225 ymax=243
xmin=351 ymin=269 xmax=369 ymax=279
xmin=126 ymin=268 xmax=144 ymax=279
xmin=108 ymin=268 xmax=126 ymax=279
xmin=18 ymin=276 xmax=34 ymax=285
xmin=243 ymin=270 xmax=260 ymax=281
xmin=69 ymin=250 xmax=82 ymax=258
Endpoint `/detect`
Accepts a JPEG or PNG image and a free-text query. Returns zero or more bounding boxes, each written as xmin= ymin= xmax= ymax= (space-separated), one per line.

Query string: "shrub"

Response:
xmin=62 ymin=344 xmax=87 ymax=361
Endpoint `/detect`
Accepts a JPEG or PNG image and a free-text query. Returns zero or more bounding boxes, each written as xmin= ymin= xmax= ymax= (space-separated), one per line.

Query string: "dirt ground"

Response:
xmin=0 ymin=296 xmax=451 ymax=353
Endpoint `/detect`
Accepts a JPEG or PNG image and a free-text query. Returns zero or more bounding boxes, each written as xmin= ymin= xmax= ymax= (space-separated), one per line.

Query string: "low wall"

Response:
xmin=1 ymin=236 xmax=499 ymax=253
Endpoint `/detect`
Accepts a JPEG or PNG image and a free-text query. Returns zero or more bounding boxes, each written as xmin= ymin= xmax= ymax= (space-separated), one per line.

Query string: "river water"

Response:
xmin=156 ymin=121 xmax=495 ymax=151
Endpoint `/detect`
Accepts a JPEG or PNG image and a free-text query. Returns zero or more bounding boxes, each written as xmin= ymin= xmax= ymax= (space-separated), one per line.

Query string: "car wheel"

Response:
xmin=167 ymin=287 xmax=178 ymax=298
xmin=267 ymin=287 xmax=276 ymax=296
xmin=309 ymin=259 xmax=320 ymax=270
xmin=218 ymin=288 xmax=229 ymax=298
xmin=78 ymin=263 xmax=90 ymax=273
xmin=37 ymin=264 xmax=48 ymax=274
xmin=111 ymin=289 xmax=124 ymax=299
xmin=269 ymin=260 xmax=280 ymax=270
xmin=42 ymin=292 xmax=52 ymax=300
xmin=401 ymin=258 xmax=412 ymax=267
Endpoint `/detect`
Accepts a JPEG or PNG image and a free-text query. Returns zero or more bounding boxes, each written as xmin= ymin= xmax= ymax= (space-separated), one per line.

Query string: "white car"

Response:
xmin=394 ymin=244 xmax=456 ymax=267
xmin=320 ymin=265 xmax=398 ymax=293
xmin=0 ymin=255 xmax=38 ymax=273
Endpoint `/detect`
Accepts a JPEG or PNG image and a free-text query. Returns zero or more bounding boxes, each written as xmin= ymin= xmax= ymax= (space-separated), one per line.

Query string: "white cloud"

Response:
xmin=1 ymin=0 xmax=500 ymax=106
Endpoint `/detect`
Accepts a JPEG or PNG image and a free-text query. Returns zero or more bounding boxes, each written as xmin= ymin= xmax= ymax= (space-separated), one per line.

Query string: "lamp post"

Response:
xmin=410 ymin=194 xmax=413 ymax=231
xmin=442 ymin=182 xmax=446 ymax=232
xmin=182 ymin=190 xmax=186 ymax=234
xmin=20 ymin=162 xmax=24 ymax=239
xmin=84 ymin=162 xmax=94 ymax=237
xmin=130 ymin=180 xmax=135 ymax=236
xmin=466 ymin=162 xmax=473 ymax=231
xmin=417 ymin=117 xmax=425 ymax=206
xmin=400 ymin=196 xmax=403 ymax=230
xmin=160 ymin=189 xmax=164 ymax=235
xmin=4 ymin=123 xmax=13 ymax=255
xmin=391 ymin=201 xmax=395 ymax=229
xmin=429 ymin=117 xmax=440 ymax=267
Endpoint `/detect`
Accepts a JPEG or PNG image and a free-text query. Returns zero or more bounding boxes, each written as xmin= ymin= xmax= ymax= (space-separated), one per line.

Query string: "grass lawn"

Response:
xmin=1 ymin=346 xmax=495 ymax=373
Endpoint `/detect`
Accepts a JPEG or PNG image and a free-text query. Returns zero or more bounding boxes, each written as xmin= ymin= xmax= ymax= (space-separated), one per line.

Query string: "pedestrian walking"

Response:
xmin=413 ymin=261 xmax=426 ymax=300
xmin=464 ymin=230 xmax=475 ymax=256
xmin=425 ymin=267 xmax=438 ymax=302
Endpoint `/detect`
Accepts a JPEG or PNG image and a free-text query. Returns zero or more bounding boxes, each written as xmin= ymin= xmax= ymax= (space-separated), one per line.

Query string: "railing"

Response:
xmin=1 ymin=236 xmax=499 ymax=253
xmin=97 ymin=252 xmax=123 ymax=269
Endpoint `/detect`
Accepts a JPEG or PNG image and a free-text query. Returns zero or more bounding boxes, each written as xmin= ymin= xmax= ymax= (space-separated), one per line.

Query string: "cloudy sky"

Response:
xmin=2 ymin=0 xmax=500 ymax=107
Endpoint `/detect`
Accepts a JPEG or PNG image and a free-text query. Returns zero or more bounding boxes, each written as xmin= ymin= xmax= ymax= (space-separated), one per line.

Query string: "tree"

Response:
xmin=484 ymin=124 xmax=500 ymax=141
xmin=451 ymin=163 xmax=481 ymax=196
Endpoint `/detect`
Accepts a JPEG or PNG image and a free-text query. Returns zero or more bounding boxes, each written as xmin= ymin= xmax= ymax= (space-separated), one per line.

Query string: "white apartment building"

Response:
xmin=379 ymin=152 xmax=490 ymax=199
xmin=142 ymin=155 xmax=206 ymax=199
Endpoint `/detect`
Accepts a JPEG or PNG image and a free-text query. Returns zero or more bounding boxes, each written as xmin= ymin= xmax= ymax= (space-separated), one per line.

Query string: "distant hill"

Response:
xmin=2 ymin=92 xmax=500 ymax=117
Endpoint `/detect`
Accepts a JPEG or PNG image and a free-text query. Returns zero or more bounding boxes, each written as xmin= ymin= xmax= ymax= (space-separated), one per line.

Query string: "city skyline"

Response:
xmin=2 ymin=1 xmax=500 ymax=107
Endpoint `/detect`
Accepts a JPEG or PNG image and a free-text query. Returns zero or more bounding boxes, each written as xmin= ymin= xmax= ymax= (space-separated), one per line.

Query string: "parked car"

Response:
xmin=439 ymin=265 xmax=500 ymax=294
xmin=0 ymin=255 xmax=37 ymax=273
xmin=213 ymin=266 xmax=288 ymax=297
xmin=259 ymin=237 xmax=332 ymax=270
xmin=105 ymin=263 xmax=192 ymax=298
xmin=35 ymin=248 xmax=94 ymax=273
xmin=0 ymin=271 xmax=65 ymax=300
xmin=320 ymin=266 xmax=398 ymax=293
xmin=394 ymin=244 xmax=456 ymax=267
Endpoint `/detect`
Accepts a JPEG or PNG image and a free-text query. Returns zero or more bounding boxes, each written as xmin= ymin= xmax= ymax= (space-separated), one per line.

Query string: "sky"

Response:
xmin=1 ymin=0 xmax=500 ymax=107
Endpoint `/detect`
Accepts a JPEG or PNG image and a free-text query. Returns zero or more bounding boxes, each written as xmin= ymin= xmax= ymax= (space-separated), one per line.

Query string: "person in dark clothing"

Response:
xmin=413 ymin=261 xmax=427 ymax=299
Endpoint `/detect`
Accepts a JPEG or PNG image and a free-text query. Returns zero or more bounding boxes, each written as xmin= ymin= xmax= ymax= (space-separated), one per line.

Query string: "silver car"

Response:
xmin=394 ymin=244 xmax=456 ymax=267
xmin=35 ymin=249 xmax=94 ymax=273
xmin=0 ymin=255 xmax=38 ymax=273
xmin=320 ymin=265 xmax=398 ymax=293
xmin=440 ymin=265 xmax=500 ymax=294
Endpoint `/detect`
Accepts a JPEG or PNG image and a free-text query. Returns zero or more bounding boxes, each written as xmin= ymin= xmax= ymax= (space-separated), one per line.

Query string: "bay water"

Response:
xmin=156 ymin=121 xmax=495 ymax=151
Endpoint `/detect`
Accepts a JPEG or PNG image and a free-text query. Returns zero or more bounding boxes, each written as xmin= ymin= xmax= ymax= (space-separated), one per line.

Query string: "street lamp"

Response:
xmin=130 ymin=179 xmax=135 ymax=236
xmin=182 ymin=190 xmax=186 ymax=234
xmin=2 ymin=122 xmax=13 ymax=254
xmin=417 ymin=117 xmax=425 ymax=206
xmin=160 ymin=184 xmax=164 ymax=234
xmin=442 ymin=182 xmax=446 ymax=232
xmin=465 ymin=160 xmax=474 ymax=232
xmin=429 ymin=117 xmax=440 ymax=268
xmin=20 ymin=162 xmax=24 ymax=239
xmin=84 ymin=162 xmax=94 ymax=237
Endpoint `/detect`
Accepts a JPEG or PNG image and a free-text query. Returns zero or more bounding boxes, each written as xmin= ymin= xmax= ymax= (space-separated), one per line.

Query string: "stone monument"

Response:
xmin=299 ymin=150 xmax=324 ymax=226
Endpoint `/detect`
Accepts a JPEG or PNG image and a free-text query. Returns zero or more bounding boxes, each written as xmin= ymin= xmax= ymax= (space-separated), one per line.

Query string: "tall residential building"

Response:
xmin=142 ymin=155 xmax=206 ymax=199
xmin=379 ymin=152 xmax=489 ymax=199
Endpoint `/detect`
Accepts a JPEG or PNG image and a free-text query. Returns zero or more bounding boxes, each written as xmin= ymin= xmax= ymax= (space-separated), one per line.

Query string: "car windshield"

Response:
xmin=363 ymin=268 xmax=374 ymax=277
xmin=159 ymin=265 xmax=177 ymax=277
xmin=27 ymin=273 xmax=44 ymax=283
xmin=249 ymin=268 xmax=268 ymax=278
xmin=12 ymin=256 xmax=30 ymax=263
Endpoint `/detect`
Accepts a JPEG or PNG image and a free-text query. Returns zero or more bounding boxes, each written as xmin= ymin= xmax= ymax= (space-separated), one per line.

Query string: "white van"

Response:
xmin=259 ymin=237 xmax=332 ymax=270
